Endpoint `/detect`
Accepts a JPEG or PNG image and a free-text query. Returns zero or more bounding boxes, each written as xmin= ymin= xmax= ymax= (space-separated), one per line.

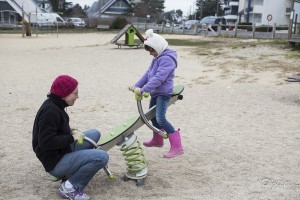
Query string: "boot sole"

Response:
xmin=163 ymin=151 xmax=184 ymax=158
xmin=143 ymin=144 xmax=163 ymax=147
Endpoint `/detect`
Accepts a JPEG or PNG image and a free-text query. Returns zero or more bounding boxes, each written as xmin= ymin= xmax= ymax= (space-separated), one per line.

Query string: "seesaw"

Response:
xmin=82 ymin=85 xmax=184 ymax=186
xmin=285 ymin=75 xmax=300 ymax=83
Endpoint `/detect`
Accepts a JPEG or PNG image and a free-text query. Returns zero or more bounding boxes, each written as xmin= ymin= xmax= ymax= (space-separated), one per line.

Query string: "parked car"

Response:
xmin=198 ymin=16 xmax=226 ymax=31
xmin=179 ymin=20 xmax=199 ymax=29
xmin=165 ymin=23 xmax=171 ymax=28
xmin=65 ymin=18 xmax=86 ymax=27
xmin=30 ymin=13 xmax=65 ymax=27
xmin=224 ymin=15 xmax=237 ymax=30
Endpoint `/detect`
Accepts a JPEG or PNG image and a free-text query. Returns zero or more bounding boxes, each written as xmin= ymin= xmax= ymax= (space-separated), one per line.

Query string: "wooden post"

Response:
xmin=272 ymin=23 xmax=276 ymax=39
xmin=234 ymin=22 xmax=238 ymax=38
xmin=171 ymin=22 xmax=174 ymax=34
xmin=194 ymin=24 xmax=198 ymax=35
xmin=288 ymin=11 xmax=294 ymax=39
xmin=161 ymin=22 xmax=164 ymax=33
xmin=27 ymin=14 xmax=31 ymax=36
xmin=205 ymin=25 xmax=208 ymax=37
xmin=294 ymin=14 xmax=298 ymax=34
xmin=252 ymin=23 xmax=256 ymax=38
xmin=217 ymin=22 xmax=221 ymax=36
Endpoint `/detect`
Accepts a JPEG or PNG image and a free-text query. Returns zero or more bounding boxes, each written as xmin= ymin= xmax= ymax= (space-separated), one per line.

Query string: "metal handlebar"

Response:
xmin=134 ymin=89 xmax=168 ymax=139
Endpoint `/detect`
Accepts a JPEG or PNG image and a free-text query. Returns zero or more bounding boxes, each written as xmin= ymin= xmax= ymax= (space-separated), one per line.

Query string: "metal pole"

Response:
xmin=201 ymin=0 xmax=204 ymax=19
xmin=216 ymin=0 xmax=219 ymax=16
xmin=22 ymin=5 xmax=25 ymax=38
xmin=36 ymin=7 xmax=38 ymax=37
xmin=247 ymin=0 xmax=251 ymax=23
xmin=194 ymin=1 xmax=196 ymax=20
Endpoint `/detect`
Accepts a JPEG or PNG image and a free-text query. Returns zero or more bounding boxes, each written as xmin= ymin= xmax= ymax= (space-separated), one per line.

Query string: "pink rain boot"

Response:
xmin=163 ymin=129 xmax=184 ymax=158
xmin=143 ymin=132 xmax=164 ymax=147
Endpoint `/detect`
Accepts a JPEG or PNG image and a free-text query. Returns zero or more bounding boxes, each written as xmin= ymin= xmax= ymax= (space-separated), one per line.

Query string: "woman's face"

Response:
xmin=63 ymin=86 xmax=79 ymax=106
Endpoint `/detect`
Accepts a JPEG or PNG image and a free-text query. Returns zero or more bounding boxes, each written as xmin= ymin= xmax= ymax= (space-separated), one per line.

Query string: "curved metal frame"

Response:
xmin=136 ymin=100 xmax=165 ymax=137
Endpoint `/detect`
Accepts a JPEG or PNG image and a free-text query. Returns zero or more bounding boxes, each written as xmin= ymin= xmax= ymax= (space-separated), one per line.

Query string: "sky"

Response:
xmin=69 ymin=0 xmax=196 ymax=16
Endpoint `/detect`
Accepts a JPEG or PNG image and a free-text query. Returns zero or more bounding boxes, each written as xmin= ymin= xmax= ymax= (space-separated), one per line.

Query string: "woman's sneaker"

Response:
xmin=58 ymin=181 xmax=90 ymax=200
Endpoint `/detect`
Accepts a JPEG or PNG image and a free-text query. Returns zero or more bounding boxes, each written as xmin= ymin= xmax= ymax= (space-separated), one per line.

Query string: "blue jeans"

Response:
xmin=49 ymin=129 xmax=109 ymax=190
xmin=149 ymin=95 xmax=175 ymax=134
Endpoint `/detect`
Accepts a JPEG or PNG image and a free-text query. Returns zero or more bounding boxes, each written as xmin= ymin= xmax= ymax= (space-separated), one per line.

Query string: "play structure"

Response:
xmin=82 ymin=85 xmax=184 ymax=186
xmin=110 ymin=24 xmax=145 ymax=48
xmin=285 ymin=75 xmax=300 ymax=82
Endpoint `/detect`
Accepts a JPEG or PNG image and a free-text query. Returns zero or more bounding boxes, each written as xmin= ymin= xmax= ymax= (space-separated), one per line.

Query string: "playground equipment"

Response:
xmin=285 ymin=75 xmax=300 ymax=82
xmin=110 ymin=24 xmax=145 ymax=48
xmin=84 ymin=85 xmax=184 ymax=186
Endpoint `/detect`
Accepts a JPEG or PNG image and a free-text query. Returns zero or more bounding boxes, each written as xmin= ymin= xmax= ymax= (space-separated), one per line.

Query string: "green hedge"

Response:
xmin=111 ymin=17 xmax=128 ymax=29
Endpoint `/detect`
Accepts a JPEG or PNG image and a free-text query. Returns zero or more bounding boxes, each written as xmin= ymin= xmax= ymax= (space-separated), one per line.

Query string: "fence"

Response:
xmin=132 ymin=22 xmax=296 ymax=40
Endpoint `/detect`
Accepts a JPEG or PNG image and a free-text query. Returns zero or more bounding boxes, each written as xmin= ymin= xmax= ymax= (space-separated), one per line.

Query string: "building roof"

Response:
xmin=87 ymin=0 xmax=132 ymax=18
xmin=0 ymin=1 xmax=14 ymax=11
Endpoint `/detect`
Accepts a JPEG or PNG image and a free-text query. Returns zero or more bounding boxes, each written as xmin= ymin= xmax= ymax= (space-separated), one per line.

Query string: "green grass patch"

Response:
xmin=167 ymin=39 xmax=221 ymax=47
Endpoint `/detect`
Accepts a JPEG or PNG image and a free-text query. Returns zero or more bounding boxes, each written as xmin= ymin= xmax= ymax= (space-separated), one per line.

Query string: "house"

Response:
xmin=0 ymin=0 xmax=20 ymax=28
xmin=0 ymin=0 xmax=63 ymax=28
xmin=87 ymin=0 xmax=133 ymax=19
xmin=224 ymin=0 xmax=239 ymax=15
xmin=237 ymin=0 xmax=297 ymax=26
xmin=224 ymin=0 xmax=239 ymax=25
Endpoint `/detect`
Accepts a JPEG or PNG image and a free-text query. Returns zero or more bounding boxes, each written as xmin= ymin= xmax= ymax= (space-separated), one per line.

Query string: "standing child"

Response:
xmin=129 ymin=29 xmax=184 ymax=158
xmin=32 ymin=75 xmax=109 ymax=200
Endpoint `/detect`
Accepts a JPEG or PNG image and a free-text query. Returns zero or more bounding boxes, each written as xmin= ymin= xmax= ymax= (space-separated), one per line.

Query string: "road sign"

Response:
xmin=267 ymin=14 xmax=272 ymax=21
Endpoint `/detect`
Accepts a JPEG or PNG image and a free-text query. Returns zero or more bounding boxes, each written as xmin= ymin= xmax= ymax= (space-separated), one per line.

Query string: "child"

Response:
xmin=129 ymin=29 xmax=184 ymax=158
xmin=32 ymin=75 xmax=109 ymax=200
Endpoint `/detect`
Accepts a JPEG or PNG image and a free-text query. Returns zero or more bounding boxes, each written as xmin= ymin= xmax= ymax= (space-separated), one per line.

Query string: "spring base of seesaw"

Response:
xmin=124 ymin=170 xmax=147 ymax=186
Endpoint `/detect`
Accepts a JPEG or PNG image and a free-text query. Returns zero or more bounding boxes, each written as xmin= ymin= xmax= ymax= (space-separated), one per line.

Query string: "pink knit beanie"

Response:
xmin=50 ymin=75 xmax=78 ymax=98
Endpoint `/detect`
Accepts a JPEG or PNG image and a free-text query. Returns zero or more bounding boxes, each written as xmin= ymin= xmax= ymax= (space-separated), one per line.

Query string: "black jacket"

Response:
xmin=32 ymin=93 xmax=74 ymax=172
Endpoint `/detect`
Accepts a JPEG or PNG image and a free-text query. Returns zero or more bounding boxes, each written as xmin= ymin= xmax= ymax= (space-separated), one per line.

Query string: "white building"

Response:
xmin=238 ymin=0 xmax=296 ymax=26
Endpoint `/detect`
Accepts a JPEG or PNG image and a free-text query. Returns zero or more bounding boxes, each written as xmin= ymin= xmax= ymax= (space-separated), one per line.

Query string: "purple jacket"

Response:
xmin=135 ymin=49 xmax=177 ymax=97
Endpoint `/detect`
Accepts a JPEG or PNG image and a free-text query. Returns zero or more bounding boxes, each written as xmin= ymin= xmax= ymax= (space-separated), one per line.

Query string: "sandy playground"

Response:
xmin=0 ymin=32 xmax=299 ymax=200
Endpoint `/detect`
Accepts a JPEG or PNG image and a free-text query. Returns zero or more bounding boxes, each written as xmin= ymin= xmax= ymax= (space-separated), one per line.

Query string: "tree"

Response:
xmin=163 ymin=9 xmax=183 ymax=23
xmin=132 ymin=0 xmax=165 ymax=21
xmin=176 ymin=9 xmax=183 ymax=17
xmin=196 ymin=0 xmax=224 ymax=20
xmin=49 ymin=0 xmax=61 ymax=11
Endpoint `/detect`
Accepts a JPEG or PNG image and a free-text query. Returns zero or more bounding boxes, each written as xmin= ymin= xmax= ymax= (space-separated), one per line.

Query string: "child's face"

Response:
xmin=63 ymin=86 xmax=79 ymax=106
xmin=145 ymin=45 xmax=158 ymax=57
xmin=149 ymin=49 xmax=158 ymax=57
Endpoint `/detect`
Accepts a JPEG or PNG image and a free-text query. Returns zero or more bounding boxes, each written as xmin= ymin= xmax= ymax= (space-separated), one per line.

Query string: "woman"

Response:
xmin=32 ymin=75 xmax=109 ymax=200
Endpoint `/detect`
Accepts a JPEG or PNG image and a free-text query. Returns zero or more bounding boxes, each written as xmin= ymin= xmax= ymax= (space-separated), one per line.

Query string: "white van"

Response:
xmin=30 ymin=13 xmax=65 ymax=27
xmin=224 ymin=15 xmax=237 ymax=30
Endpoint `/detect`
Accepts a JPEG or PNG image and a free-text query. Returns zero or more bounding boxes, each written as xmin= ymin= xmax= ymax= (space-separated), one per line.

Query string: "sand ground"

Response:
xmin=0 ymin=32 xmax=299 ymax=200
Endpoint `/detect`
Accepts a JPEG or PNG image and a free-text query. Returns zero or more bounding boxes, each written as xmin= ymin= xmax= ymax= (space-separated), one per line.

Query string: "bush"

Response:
xmin=238 ymin=22 xmax=252 ymax=31
xmin=111 ymin=17 xmax=128 ymax=29
xmin=255 ymin=26 xmax=273 ymax=32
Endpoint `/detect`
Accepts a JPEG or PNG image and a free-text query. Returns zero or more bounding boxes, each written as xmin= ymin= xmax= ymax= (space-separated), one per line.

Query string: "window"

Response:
xmin=111 ymin=0 xmax=127 ymax=9
xmin=256 ymin=0 xmax=264 ymax=6
xmin=253 ymin=13 xmax=262 ymax=23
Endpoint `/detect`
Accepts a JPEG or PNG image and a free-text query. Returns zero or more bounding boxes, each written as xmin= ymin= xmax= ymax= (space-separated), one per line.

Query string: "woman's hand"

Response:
xmin=73 ymin=132 xmax=84 ymax=141
xmin=71 ymin=130 xmax=85 ymax=144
